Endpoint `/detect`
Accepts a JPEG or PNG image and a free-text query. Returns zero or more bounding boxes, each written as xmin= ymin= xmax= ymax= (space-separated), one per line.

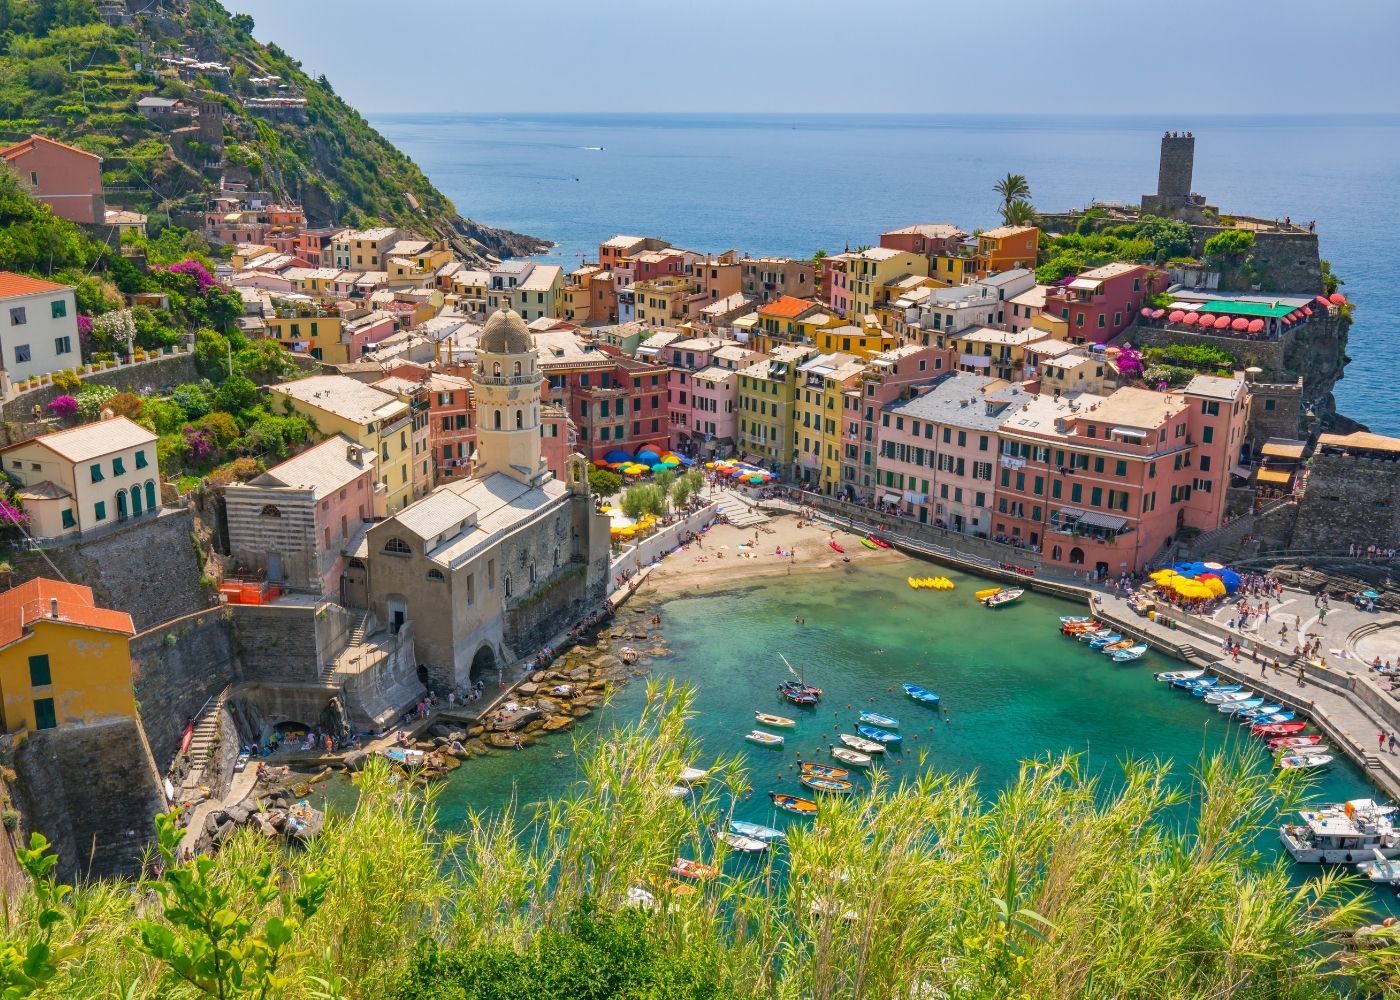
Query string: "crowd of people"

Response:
xmin=1347 ymin=543 xmax=1396 ymax=561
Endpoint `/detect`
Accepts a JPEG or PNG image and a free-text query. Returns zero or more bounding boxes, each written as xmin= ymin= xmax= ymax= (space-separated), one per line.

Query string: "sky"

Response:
xmin=227 ymin=0 xmax=1400 ymax=116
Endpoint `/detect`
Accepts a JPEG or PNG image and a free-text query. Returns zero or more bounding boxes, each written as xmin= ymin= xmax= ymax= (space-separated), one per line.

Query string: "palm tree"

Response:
xmin=1001 ymin=198 xmax=1038 ymax=227
xmin=994 ymin=173 xmax=1031 ymax=216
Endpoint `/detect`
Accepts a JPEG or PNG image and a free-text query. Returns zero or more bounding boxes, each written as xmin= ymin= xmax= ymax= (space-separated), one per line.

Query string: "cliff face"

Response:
xmin=0 ymin=0 xmax=544 ymax=263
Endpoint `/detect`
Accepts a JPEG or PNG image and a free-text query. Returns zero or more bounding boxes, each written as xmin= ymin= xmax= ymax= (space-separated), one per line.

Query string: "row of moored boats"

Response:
xmin=1059 ymin=615 xmax=1148 ymax=662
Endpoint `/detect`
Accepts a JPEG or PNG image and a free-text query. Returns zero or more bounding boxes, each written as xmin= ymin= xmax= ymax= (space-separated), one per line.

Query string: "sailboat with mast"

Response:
xmin=778 ymin=653 xmax=823 ymax=706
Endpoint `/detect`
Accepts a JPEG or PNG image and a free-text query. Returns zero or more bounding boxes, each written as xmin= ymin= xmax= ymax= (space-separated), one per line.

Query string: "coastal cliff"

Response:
xmin=0 ymin=0 xmax=545 ymax=262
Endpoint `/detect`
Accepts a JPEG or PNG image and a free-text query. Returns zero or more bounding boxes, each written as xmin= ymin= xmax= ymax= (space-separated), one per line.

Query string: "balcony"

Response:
xmin=476 ymin=372 xmax=541 ymax=387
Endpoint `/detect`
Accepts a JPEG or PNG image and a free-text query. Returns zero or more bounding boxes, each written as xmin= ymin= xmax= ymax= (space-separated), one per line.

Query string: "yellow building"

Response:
xmin=751 ymin=296 xmax=847 ymax=354
xmin=951 ymin=326 xmax=1051 ymax=382
xmin=812 ymin=322 xmax=896 ymax=360
xmin=930 ymin=248 xmax=978 ymax=286
xmin=387 ymin=242 xmax=453 ymax=287
xmin=634 ymin=275 xmax=693 ymax=327
xmin=0 ymin=578 xmax=136 ymax=734
xmin=736 ymin=345 xmax=816 ymax=468
xmin=265 ymin=305 xmax=396 ymax=365
xmin=845 ymin=247 xmax=929 ymax=319
xmin=268 ymin=375 xmax=428 ymax=513
xmin=793 ymin=352 xmax=865 ymax=493
xmin=0 ymin=417 xmax=160 ymax=540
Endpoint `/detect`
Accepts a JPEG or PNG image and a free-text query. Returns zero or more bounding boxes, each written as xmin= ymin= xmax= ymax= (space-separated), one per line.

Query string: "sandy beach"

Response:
xmin=639 ymin=509 xmax=909 ymax=599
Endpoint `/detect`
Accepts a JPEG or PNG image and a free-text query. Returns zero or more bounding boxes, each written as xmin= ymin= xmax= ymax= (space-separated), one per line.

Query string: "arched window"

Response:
xmin=117 ymin=490 xmax=128 ymax=520
xmin=513 ymin=360 xmax=522 ymax=376
xmin=515 ymin=409 xmax=523 ymax=429
xmin=144 ymin=480 xmax=156 ymax=512
xmin=492 ymin=362 xmax=501 ymax=377
xmin=493 ymin=409 xmax=502 ymax=430
xmin=130 ymin=485 xmax=143 ymax=516
xmin=426 ymin=568 xmax=445 ymax=582
xmin=1051 ymin=545 xmax=1062 ymax=562
xmin=383 ymin=537 xmax=411 ymax=555
xmin=260 ymin=504 xmax=283 ymax=518
xmin=1068 ymin=546 xmax=1085 ymax=565
xmin=504 ymin=574 xmax=513 ymax=598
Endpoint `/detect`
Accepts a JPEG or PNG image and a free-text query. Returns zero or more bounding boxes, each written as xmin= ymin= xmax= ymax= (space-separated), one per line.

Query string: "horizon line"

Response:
xmin=364 ymin=109 xmax=1400 ymax=119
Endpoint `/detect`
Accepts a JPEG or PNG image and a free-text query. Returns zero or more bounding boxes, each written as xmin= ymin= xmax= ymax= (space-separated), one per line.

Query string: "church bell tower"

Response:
xmin=474 ymin=309 xmax=548 ymax=487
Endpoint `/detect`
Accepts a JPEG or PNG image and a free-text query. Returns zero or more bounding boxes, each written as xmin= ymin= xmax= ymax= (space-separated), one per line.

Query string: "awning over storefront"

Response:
xmin=1077 ymin=511 xmax=1128 ymax=530
xmin=1255 ymin=468 xmax=1293 ymax=485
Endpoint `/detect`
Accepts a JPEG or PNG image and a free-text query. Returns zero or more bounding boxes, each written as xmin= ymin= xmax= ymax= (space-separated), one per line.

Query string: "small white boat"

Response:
xmin=1204 ymin=688 xmax=1255 ymax=705
xmin=716 ymin=830 xmax=768 ymax=853
xmin=666 ymin=785 xmax=690 ymax=799
xmin=1357 ymin=849 xmax=1400 ymax=887
xmin=746 ymin=729 xmax=785 ymax=747
xmin=1155 ymin=668 xmax=1204 ymax=683
xmin=838 ymin=733 xmax=885 ymax=754
xmin=754 ymin=712 xmax=796 ymax=729
xmin=679 ymin=766 xmax=709 ymax=785
xmin=625 ymin=886 xmax=656 ymax=910
xmin=984 ymin=588 xmax=1023 ymax=608
xmin=1278 ymin=753 xmax=1334 ymax=771
xmin=730 ymin=820 xmax=784 ymax=842
xmin=1111 ymin=644 xmax=1149 ymax=662
xmin=1280 ymin=799 xmax=1400 ymax=863
xmin=831 ymin=747 xmax=873 ymax=768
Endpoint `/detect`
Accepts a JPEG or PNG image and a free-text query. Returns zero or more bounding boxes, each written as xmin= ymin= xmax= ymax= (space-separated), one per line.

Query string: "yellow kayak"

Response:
xmin=974 ymin=586 xmax=1001 ymax=601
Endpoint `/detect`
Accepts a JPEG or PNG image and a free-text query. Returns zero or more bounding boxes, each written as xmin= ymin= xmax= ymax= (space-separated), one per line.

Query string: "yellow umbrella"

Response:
xmin=1150 ymin=569 xmax=1177 ymax=582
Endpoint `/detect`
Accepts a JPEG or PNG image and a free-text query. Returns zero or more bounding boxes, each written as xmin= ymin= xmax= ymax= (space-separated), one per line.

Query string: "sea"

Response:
xmin=317 ymin=560 xmax=1394 ymax=909
xmin=370 ymin=112 xmax=1400 ymax=434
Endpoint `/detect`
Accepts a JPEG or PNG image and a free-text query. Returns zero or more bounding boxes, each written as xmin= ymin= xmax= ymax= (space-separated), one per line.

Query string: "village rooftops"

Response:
xmin=758 ymin=295 xmax=820 ymax=319
xmin=798 ymin=351 xmax=863 ymax=380
xmin=981 ymin=268 xmax=1036 ymax=290
xmin=670 ymin=336 xmax=726 ymax=352
xmin=881 ymin=223 xmax=965 ymax=240
xmin=241 ymin=435 xmax=377 ymax=498
xmin=979 ymin=225 xmax=1038 ymax=240
xmin=691 ymin=365 xmax=737 ymax=384
xmin=884 ymin=372 xmax=1010 ymax=431
xmin=957 ymin=326 xmax=1048 ymax=347
xmin=390 ymin=474 xmax=570 ymax=568
xmin=342 ymin=227 xmax=400 ymax=242
xmin=999 ymin=391 xmax=1108 ymax=438
xmin=0 ymin=134 xmax=100 ymax=163
xmin=0 ymin=416 xmax=154 ymax=464
xmin=0 ymin=579 xmax=134 ymax=651
xmin=1184 ymin=374 xmax=1246 ymax=401
xmin=518 ymin=264 xmax=563 ymax=291
xmin=386 ymin=239 xmax=431 ymax=258
xmin=601 ymin=234 xmax=649 ymax=249
xmin=851 ymin=247 xmax=905 ymax=261
xmin=701 ymin=292 xmax=753 ymax=315
xmin=1024 ymin=339 xmax=1079 ymax=359
xmin=270 ymin=375 xmax=408 ymax=426
xmin=1081 ymin=386 xmax=1187 ymax=431
xmin=0 ymin=272 xmax=68 ymax=299
xmin=712 ymin=344 xmax=754 ymax=362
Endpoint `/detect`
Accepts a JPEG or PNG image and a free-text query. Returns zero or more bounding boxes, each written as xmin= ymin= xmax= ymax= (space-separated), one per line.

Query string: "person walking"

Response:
xmin=1297 ymin=665 xmax=1305 ymax=687
xmin=1390 ymin=732 xmax=1398 ymax=754
xmin=1381 ymin=731 xmax=1388 ymax=752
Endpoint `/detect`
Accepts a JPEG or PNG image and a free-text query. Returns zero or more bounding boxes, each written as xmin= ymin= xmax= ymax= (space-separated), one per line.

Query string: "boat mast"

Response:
xmin=779 ymin=652 xmax=804 ymax=687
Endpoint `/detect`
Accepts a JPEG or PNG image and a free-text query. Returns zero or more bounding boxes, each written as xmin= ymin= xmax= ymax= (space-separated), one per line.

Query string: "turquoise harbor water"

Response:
xmin=325 ymin=558 xmax=1394 ymax=907
xmin=372 ymin=112 xmax=1400 ymax=433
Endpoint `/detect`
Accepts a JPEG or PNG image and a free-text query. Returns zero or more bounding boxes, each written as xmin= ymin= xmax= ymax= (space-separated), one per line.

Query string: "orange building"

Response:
xmin=975 ymin=225 xmax=1039 ymax=276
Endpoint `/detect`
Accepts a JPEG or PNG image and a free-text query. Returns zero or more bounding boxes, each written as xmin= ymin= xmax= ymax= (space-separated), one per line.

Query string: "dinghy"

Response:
xmin=769 ymin=792 xmax=818 ymax=816
xmin=1088 ymin=633 xmax=1123 ymax=649
xmin=829 ymin=540 xmax=845 ymax=554
xmin=903 ymin=683 xmax=940 ymax=705
xmin=860 ymin=538 xmax=879 ymax=550
xmin=1111 ymin=645 xmax=1148 ymax=662
xmin=1059 ymin=615 xmax=1093 ymax=625
xmin=801 ymin=761 xmax=850 ymax=780
xmin=984 ymin=588 xmax=1023 ymax=608
xmin=754 ymin=711 xmax=796 ymax=728
xmin=671 ymin=858 xmax=719 ymax=880
xmin=730 ymin=820 xmax=784 ymax=842
xmin=679 ymin=766 xmax=709 ymax=784
xmin=1236 ymin=704 xmax=1283 ymax=720
xmin=715 ymin=830 xmax=768 ymax=853
xmin=1174 ymin=675 xmax=1217 ymax=690
xmin=1218 ymin=697 xmax=1264 ymax=714
xmin=1205 ymin=689 xmax=1254 ymax=705
xmin=1077 ymin=629 xmax=1115 ymax=643
xmin=838 ymin=733 xmax=886 ymax=754
xmin=1252 ymin=711 xmax=1296 ymax=725
xmin=1252 ymin=720 xmax=1307 ymax=736
xmin=857 ymin=725 xmax=902 ymax=745
xmin=746 ymin=729 xmax=785 ymax=747
xmin=800 ymin=774 xmax=854 ymax=794
xmin=1279 ymin=753 xmax=1333 ymax=771
xmin=858 ymin=711 xmax=899 ymax=728
xmin=975 ymin=586 xmax=1001 ymax=601
xmin=1268 ymin=735 xmax=1324 ymax=751
xmin=1101 ymin=639 xmax=1135 ymax=654
xmin=1192 ymin=680 xmax=1234 ymax=697
xmin=1156 ymin=669 xmax=1203 ymax=683
xmin=831 ymin=747 xmax=873 ymax=767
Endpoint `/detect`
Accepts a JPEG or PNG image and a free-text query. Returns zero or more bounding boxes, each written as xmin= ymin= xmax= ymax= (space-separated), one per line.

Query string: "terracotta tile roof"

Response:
xmin=0 ymin=416 xmax=155 ymax=463
xmin=0 ymin=578 xmax=134 ymax=651
xmin=0 ymin=134 xmax=101 ymax=163
xmin=757 ymin=295 xmax=818 ymax=319
xmin=0 ymin=272 xmax=69 ymax=299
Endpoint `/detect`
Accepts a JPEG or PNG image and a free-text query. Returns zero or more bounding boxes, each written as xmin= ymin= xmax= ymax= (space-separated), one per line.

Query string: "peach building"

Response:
xmin=0 ymin=135 xmax=104 ymax=224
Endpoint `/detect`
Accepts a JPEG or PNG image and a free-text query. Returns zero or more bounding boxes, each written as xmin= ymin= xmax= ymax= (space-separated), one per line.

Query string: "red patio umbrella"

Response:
xmin=1196 ymin=313 xmax=1215 ymax=326
xmin=1329 ymin=293 xmax=1346 ymax=305
xmin=1213 ymin=315 xmax=1231 ymax=329
xmin=1180 ymin=312 xmax=1197 ymax=325
xmin=1168 ymin=310 xmax=1186 ymax=323
xmin=1302 ymin=306 xmax=1313 ymax=316
xmin=1151 ymin=308 xmax=1165 ymax=319
xmin=1315 ymin=294 xmax=1332 ymax=306
xmin=1140 ymin=307 xmax=1152 ymax=317
xmin=1247 ymin=319 xmax=1265 ymax=333
xmin=1231 ymin=317 xmax=1249 ymax=331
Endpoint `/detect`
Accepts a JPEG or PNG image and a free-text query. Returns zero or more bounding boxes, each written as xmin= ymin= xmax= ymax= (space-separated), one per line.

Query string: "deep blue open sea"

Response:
xmin=370 ymin=112 xmax=1400 ymax=433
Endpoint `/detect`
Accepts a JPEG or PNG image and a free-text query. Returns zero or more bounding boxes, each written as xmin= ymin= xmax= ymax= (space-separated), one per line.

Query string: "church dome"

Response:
xmin=479 ymin=309 xmax=533 ymax=355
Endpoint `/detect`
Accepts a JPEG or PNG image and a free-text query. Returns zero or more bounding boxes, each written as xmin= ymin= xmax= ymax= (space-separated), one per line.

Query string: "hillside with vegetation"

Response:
xmin=0 ymin=0 xmax=543 ymax=261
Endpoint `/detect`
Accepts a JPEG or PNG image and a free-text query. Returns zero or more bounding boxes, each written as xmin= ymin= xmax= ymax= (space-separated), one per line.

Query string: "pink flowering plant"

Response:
xmin=1116 ymin=346 xmax=1144 ymax=379
xmin=0 ymin=497 xmax=28 ymax=525
xmin=47 ymin=395 xmax=78 ymax=418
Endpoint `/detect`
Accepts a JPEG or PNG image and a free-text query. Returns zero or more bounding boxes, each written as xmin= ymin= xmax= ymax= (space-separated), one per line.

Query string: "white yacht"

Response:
xmin=1280 ymin=799 xmax=1400 ymax=864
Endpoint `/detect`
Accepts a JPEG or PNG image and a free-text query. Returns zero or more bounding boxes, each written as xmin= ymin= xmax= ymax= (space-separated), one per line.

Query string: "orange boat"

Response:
xmin=670 ymin=857 xmax=719 ymax=880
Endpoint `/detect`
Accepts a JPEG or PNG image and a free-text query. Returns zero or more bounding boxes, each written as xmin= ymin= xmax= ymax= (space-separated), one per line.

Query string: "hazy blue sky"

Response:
xmin=227 ymin=0 xmax=1400 ymax=115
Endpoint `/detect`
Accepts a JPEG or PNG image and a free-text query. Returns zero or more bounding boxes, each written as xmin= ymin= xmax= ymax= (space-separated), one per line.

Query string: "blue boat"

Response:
xmin=1174 ymin=675 xmax=1217 ymax=690
xmin=1088 ymin=633 xmax=1123 ymax=649
xmin=1252 ymin=711 xmax=1296 ymax=725
xmin=1111 ymin=645 xmax=1148 ymax=662
xmin=859 ymin=711 xmax=899 ymax=728
xmin=903 ymin=683 xmax=940 ymax=706
xmin=1218 ymin=698 xmax=1264 ymax=714
xmin=1194 ymin=683 xmax=1239 ymax=698
xmin=1237 ymin=704 xmax=1283 ymax=720
xmin=730 ymin=820 xmax=784 ymax=842
xmin=856 ymin=725 xmax=902 ymax=745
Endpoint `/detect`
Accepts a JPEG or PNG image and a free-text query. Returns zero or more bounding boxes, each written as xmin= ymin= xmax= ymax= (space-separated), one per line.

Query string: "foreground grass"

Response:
xmin=3 ymin=682 xmax=1398 ymax=998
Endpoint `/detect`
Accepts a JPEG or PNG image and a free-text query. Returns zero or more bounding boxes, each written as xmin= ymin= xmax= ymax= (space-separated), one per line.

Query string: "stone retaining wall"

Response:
xmin=131 ymin=608 xmax=239 ymax=767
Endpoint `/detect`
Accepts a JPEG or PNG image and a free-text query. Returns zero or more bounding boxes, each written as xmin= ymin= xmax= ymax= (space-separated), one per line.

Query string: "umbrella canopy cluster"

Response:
xmin=595 ymin=448 xmax=688 ymax=478
xmin=601 ymin=506 xmax=660 ymax=540
xmin=706 ymin=458 xmax=775 ymax=486
xmin=1149 ymin=562 xmax=1241 ymax=601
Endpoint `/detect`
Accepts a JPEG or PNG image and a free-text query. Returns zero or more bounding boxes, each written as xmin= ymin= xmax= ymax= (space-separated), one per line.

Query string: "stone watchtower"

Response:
xmin=1142 ymin=131 xmax=1211 ymax=218
xmin=474 ymin=309 xmax=549 ymax=487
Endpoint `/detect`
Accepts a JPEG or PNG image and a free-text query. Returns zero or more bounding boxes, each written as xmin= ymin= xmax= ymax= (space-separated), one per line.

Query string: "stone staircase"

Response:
xmin=321 ymin=612 xmax=371 ymax=682
xmin=181 ymin=685 xmax=230 ymax=795
xmin=711 ymin=494 xmax=769 ymax=529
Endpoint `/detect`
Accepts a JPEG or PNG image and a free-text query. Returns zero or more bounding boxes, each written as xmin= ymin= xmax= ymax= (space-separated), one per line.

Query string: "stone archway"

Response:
xmin=470 ymin=644 xmax=496 ymax=683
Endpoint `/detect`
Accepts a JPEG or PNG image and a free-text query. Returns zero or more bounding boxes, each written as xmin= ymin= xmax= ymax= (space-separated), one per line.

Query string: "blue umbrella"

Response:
xmin=1218 ymin=570 xmax=1241 ymax=593
xmin=604 ymin=449 xmax=631 ymax=463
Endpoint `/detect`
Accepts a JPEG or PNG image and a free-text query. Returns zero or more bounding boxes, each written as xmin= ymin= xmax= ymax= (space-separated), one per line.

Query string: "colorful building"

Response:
xmin=0 ymin=272 xmax=81 ymax=390
xmin=634 ymin=274 xmax=693 ymax=327
xmin=793 ymin=352 xmax=865 ymax=493
xmin=952 ymin=326 xmax=1050 ymax=382
xmin=736 ymin=345 xmax=816 ymax=469
xmin=0 ymin=578 xmax=136 ymax=733
xmin=740 ymin=257 xmax=817 ymax=303
xmin=1043 ymin=262 xmax=1153 ymax=345
xmin=563 ymin=264 xmax=617 ymax=325
xmin=0 ymin=135 xmax=104 ymax=224
xmin=1180 ymin=374 xmax=1250 ymax=532
xmin=879 ymin=223 xmax=967 ymax=258
xmin=811 ymin=323 xmax=896 ymax=360
xmin=1 ymin=417 xmax=159 ymax=540
xmin=535 ymin=329 xmax=671 ymax=461
xmin=844 ymin=247 xmax=929 ymax=320
xmin=750 ymin=296 xmax=846 ymax=354
xmin=975 ymin=225 xmax=1040 ymax=276
xmin=842 ymin=345 xmax=954 ymax=498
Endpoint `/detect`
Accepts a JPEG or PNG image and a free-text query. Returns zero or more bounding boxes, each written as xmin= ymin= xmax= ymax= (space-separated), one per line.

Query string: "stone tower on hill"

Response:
xmin=1142 ymin=130 xmax=1216 ymax=220
xmin=473 ymin=309 xmax=549 ymax=488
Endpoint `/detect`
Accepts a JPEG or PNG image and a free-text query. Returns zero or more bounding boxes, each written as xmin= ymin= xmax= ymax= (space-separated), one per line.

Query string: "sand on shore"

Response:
xmin=637 ymin=510 xmax=908 ymax=599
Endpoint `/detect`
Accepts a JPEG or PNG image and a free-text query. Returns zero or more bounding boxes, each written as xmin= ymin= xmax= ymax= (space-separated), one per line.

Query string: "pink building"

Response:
xmin=879 ymin=223 xmax=966 ymax=258
xmin=823 ymin=252 xmax=855 ymax=317
xmin=1043 ymin=263 xmax=1153 ymax=345
xmin=664 ymin=337 xmax=761 ymax=457
xmin=0 ymin=135 xmax=104 ymax=224
xmin=1180 ymin=374 xmax=1250 ymax=531
xmin=992 ymin=386 xmax=1197 ymax=576
xmin=875 ymin=371 xmax=1008 ymax=531
xmin=843 ymin=344 xmax=955 ymax=499
xmin=1007 ymin=284 xmax=1049 ymax=334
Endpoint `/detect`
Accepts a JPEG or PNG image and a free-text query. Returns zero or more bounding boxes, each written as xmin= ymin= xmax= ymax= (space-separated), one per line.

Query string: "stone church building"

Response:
xmin=356 ymin=310 xmax=611 ymax=690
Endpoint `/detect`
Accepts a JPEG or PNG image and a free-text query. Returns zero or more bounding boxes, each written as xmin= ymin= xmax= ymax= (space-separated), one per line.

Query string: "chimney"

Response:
xmin=49 ymin=598 xmax=58 ymax=619
xmin=347 ymin=444 xmax=362 ymax=464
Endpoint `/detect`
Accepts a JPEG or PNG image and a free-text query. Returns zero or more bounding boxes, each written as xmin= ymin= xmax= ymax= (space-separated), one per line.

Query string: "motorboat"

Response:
xmin=856 ymin=725 xmax=901 ymax=745
xmin=1156 ymin=669 xmax=1203 ymax=683
xmin=1217 ymin=697 xmax=1265 ymax=714
xmin=1251 ymin=712 xmax=1296 ymax=725
xmin=1236 ymin=704 xmax=1283 ymax=720
xmin=730 ymin=820 xmax=784 ymax=842
xmin=801 ymin=762 xmax=850 ymax=779
xmin=1278 ymin=753 xmax=1334 ymax=771
xmin=779 ymin=684 xmax=821 ymax=706
xmin=670 ymin=858 xmax=719 ymax=880
xmin=838 ymin=733 xmax=886 ymax=754
xmin=984 ymin=588 xmax=1023 ymax=608
xmin=754 ymin=711 xmax=796 ymax=728
xmin=769 ymin=791 xmax=819 ymax=816
xmin=746 ymin=730 xmax=785 ymax=747
xmin=831 ymin=747 xmax=873 ymax=768
xmin=1174 ymin=675 xmax=1217 ymax=690
xmin=1060 ymin=615 xmax=1093 ymax=625
xmin=1268 ymin=735 xmax=1325 ymax=752
xmin=1356 ymin=850 xmax=1400 ymax=887
xmin=1280 ymin=799 xmax=1400 ymax=863
xmin=800 ymin=774 xmax=854 ymax=794
xmin=1111 ymin=645 xmax=1149 ymax=662
xmin=716 ymin=830 xmax=768 ymax=853
xmin=858 ymin=711 xmax=899 ymax=728
xmin=903 ymin=683 xmax=940 ymax=705
xmin=1204 ymin=687 xmax=1251 ymax=704
xmin=1253 ymin=720 xmax=1307 ymax=736
xmin=975 ymin=586 xmax=1002 ymax=602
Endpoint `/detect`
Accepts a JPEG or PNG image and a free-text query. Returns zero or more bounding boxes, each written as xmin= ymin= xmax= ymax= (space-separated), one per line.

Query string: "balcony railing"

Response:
xmin=476 ymin=373 xmax=541 ymax=387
